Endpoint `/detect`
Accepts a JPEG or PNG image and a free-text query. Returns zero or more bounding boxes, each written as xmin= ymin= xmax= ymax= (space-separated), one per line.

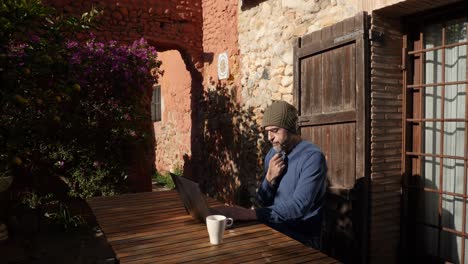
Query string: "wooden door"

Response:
xmin=293 ymin=12 xmax=369 ymax=263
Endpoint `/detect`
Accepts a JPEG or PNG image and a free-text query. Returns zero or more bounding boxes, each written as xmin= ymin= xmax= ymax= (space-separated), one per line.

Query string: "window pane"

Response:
xmin=151 ymin=85 xmax=162 ymax=122
xmin=423 ymin=156 xmax=440 ymax=189
xmin=440 ymin=231 xmax=463 ymax=264
xmin=424 ymin=49 xmax=443 ymax=84
xmin=442 ymin=158 xmax=464 ymax=194
xmin=445 ymin=45 xmax=467 ymax=83
xmin=416 ymin=188 xmax=439 ymax=226
xmin=446 ymin=19 xmax=467 ymax=45
xmin=424 ymin=86 xmax=442 ymax=119
xmin=444 ymin=85 xmax=466 ymax=119
xmin=442 ymin=194 xmax=463 ymax=231
xmin=424 ymin=23 xmax=443 ymax=48
xmin=415 ymin=225 xmax=439 ymax=258
xmin=465 ymin=238 xmax=468 ymax=264
xmin=424 ymin=122 xmax=441 ymax=154
xmin=465 ymin=200 xmax=468 ymax=235
xmin=443 ymin=122 xmax=465 ymax=157
xmin=424 ymin=23 xmax=443 ymax=85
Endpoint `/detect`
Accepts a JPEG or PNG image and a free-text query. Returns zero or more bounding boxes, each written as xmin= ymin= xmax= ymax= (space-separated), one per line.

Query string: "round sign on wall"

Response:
xmin=217 ymin=52 xmax=229 ymax=80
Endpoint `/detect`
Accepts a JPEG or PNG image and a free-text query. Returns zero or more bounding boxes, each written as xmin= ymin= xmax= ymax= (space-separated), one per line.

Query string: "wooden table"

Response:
xmin=87 ymin=190 xmax=339 ymax=263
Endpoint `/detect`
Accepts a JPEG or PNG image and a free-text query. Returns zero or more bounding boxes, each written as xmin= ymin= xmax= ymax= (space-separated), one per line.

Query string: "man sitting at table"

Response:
xmin=217 ymin=100 xmax=328 ymax=249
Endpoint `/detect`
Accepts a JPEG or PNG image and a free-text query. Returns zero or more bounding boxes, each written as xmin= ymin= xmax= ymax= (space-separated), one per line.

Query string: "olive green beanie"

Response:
xmin=262 ymin=101 xmax=298 ymax=133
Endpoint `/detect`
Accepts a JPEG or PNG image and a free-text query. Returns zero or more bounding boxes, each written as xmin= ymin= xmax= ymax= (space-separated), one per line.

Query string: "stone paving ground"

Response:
xmin=0 ymin=183 xmax=170 ymax=264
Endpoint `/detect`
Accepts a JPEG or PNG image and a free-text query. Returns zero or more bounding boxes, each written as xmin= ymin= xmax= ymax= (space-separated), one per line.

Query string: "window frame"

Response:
xmin=151 ymin=84 xmax=162 ymax=122
xmin=403 ymin=4 xmax=468 ymax=262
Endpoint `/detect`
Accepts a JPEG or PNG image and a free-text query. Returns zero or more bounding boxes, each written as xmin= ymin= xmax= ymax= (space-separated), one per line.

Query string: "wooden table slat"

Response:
xmin=113 ymin=224 xmax=271 ymax=251
xmin=188 ymin=243 xmax=307 ymax=264
xmin=87 ymin=190 xmax=340 ymax=264
xmin=120 ymin=230 xmax=290 ymax=262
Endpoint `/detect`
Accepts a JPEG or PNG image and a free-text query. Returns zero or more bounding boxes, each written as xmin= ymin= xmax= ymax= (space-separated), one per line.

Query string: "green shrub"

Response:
xmin=1 ymin=0 xmax=161 ymax=207
xmin=152 ymin=172 xmax=175 ymax=189
xmin=152 ymin=166 xmax=184 ymax=190
xmin=44 ymin=203 xmax=86 ymax=231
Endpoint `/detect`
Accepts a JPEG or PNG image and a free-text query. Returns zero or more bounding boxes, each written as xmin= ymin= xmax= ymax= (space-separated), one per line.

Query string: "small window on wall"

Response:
xmin=151 ymin=85 xmax=161 ymax=122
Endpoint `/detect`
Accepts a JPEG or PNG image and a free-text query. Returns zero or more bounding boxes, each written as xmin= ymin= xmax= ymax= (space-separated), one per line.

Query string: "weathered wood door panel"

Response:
xmin=294 ymin=12 xmax=369 ymax=263
xmin=301 ymin=124 xmax=356 ymax=188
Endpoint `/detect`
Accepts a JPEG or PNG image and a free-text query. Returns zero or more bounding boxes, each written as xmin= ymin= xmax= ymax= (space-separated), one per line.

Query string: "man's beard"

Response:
xmin=273 ymin=144 xmax=284 ymax=153
xmin=273 ymin=144 xmax=287 ymax=162
xmin=273 ymin=144 xmax=286 ymax=153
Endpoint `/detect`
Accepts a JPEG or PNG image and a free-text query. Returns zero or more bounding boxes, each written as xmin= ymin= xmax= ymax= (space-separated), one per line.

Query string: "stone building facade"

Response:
xmin=238 ymin=0 xmax=358 ymax=108
xmin=45 ymin=0 xmax=468 ymax=262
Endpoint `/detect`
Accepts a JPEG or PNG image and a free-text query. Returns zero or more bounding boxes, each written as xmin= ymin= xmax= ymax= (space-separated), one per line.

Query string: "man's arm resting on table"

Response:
xmin=215 ymin=206 xmax=257 ymax=221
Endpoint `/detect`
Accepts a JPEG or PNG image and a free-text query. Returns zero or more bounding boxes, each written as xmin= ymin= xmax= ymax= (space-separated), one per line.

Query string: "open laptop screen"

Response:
xmin=170 ymin=174 xmax=212 ymax=223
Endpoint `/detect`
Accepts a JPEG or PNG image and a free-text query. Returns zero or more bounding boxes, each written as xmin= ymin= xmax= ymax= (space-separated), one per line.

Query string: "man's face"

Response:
xmin=265 ymin=126 xmax=291 ymax=153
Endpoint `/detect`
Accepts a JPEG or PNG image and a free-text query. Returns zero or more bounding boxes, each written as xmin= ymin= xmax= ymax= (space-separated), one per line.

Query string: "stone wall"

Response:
xmin=45 ymin=0 xmax=204 ymax=66
xmin=195 ymin=0 xmax=363 ymax=203
xmin=191 ymin=0 xmax=262 ymax=204
xmin=237 ymin=0 xmax=411 ymax=113
xmin=224 ymin=0 xmax=358 ymax=204
xmin=351 ymin=0 xmax=405 ymax=12
xmin=238 ymin=0 xmax=358 ymax=110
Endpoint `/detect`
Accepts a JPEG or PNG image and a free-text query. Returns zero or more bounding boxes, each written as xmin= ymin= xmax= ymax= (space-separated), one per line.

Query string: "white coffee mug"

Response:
xmin=206 ymin=215 xmax=234 ymax=245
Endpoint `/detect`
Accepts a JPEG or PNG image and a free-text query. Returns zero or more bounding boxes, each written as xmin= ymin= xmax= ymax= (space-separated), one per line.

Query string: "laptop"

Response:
xmin=170 ymin=173 xmax=220 ymax=223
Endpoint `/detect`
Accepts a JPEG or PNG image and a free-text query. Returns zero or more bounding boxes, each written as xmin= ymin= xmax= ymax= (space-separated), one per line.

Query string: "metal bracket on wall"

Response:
xmin=369 ymin=29 xmax=384 ymax=43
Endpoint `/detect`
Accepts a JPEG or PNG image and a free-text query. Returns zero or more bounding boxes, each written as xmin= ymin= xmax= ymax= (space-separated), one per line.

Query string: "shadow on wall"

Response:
xmin=126 ymin=91 xmax=156 ymax=192
xmin=405 ymin=175 xmax=458 ymax=263
xmin=324 ymin=174 xmax=458 ymax=263
xmin=186 ymin=79 xmax=268 ymax=206
xmin=321 ymin=177 xmax=368 ymax=264
xmin=240 ymin=0 xmax=268 ymax=11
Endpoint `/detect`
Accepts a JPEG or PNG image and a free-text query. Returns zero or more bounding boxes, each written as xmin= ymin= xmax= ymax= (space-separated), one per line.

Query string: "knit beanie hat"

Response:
xmin=262 ymin=101 xmax=298 ymax=133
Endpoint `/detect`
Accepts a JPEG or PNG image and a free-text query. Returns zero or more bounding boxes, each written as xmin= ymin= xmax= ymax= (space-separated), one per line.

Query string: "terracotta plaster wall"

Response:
xmin=192 ymin=0 xmax=261 ymax=204
xmin=154 ymin=50 xmax=192 ymax=173
xmin=201 ymin=0 xmax=240 ymax=87
xmin=43 ymin=0 xmax=203 ymax=190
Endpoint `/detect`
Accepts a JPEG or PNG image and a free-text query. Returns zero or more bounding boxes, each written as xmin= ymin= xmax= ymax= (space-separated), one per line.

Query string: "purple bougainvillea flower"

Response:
xmin=66 ymin=40 xmax=78 ymax=49
xmin=30 ymin=35 xmax=40 ymax=43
